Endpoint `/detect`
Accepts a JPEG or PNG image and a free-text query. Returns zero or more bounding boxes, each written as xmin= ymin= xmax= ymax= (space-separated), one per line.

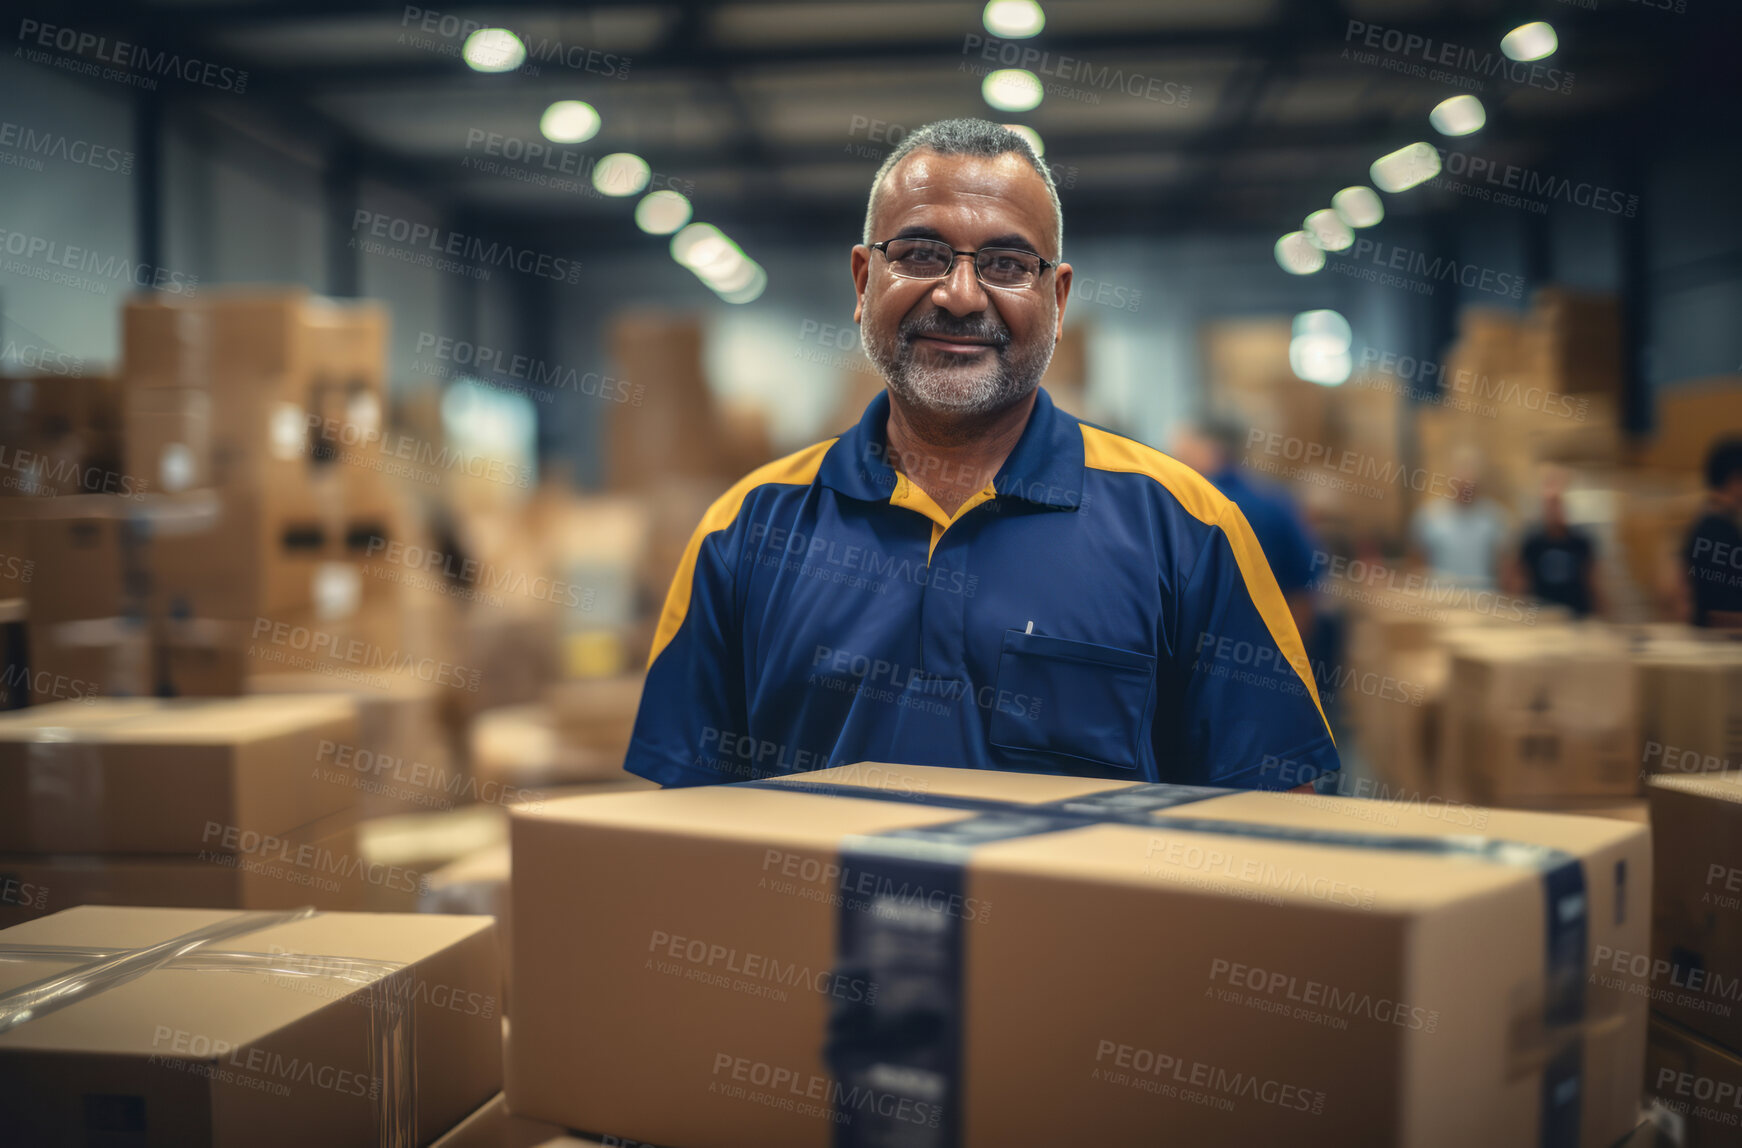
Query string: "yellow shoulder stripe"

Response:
xmin=1078 ymin=424 xmax=1332 ymax=745
xmin=648 ymin=438 xmax=837 ymax=667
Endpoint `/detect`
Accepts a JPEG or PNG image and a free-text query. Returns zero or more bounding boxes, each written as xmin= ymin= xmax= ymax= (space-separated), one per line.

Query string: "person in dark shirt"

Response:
xmin=1517 ymin=477 xmax=1600 ymax=617
xmin=1685 ymin=437 xmax=1742 ymax=630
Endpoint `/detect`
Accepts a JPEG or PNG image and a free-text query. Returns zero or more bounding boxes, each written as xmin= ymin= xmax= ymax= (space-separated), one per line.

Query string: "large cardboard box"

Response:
xmin=25 ymin=510 xmax=132 ymax=623
xmin=509 ymin=763 xmax=1649 ymax=1147
xmin=1644 ymin=1014 xmax=1742 ymax=1147
xmin=1648 ymin=771 xmax=1742 ymax=1051
xmin=0 ymin=695 xmax=358 ymax=854
xmin=1634 ymin=644 xmax=1742 ymax=778
xmin=0 ymin=906 xmax=502 ymax=1147
xmin=433 ymin=1092 xmax=509 ymax=1148
xmin=0 ymin=812 xmax=367 ymax=928
xmin=248 ymin=669 xmax=448 ymax=814
xmin=1439 ymin=631 xmax=1639 ymax=802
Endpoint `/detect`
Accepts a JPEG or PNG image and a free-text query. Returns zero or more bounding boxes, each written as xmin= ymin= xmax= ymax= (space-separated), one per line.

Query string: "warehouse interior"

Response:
xmin=1 ymin=0 xmax=1740 ymax=1145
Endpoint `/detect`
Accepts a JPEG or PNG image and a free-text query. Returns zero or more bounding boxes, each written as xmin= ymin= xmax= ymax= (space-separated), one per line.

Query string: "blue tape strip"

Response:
xmin=736 ymin=776 xmax=1587 ymax=1148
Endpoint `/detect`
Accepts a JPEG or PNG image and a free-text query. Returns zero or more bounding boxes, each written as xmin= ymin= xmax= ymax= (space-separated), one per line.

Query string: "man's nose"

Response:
xmin=929 ymin=253 xmax=990 ymax=317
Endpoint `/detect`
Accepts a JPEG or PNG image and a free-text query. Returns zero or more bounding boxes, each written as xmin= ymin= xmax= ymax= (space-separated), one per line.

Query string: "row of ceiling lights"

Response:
xmin=1281 ymin=21 xmax=1560 ymax=385
xmin=454 ymin=2 xmax=1055 ymax=305
xmin=458 ymin=27 xmax=764 ymax=302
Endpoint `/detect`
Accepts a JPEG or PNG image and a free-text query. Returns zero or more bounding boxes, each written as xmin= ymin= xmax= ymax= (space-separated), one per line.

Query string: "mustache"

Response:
xmin=899 ymin=311 xmax=1011 ymax=347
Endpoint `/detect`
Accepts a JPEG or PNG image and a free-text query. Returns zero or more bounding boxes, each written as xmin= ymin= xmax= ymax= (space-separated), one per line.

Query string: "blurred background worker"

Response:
xmin=1173 ymin=416 xmax=1321 ymax=644
xmin=1512 ymin=468 xmax=1603 ymax=618
xmin=1408 ymin=451 xmax=1510 ymax=590
xmin=1684 ymin=438 xmax=1742 ymax=630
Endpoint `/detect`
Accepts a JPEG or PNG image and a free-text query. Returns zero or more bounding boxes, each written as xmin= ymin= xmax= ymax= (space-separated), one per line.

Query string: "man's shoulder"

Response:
xmin=704 ymin=438 xmax=837 ymax=519
xmin=1075 ymin=421 xmax=1236 ymax=528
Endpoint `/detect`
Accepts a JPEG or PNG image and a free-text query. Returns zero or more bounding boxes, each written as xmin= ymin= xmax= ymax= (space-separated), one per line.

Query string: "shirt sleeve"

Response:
xmin=1170 ymin=503 xmax=1341 ymax=791
xmin=622 ymin=497 xmax=753 ymax=788
xmin=1271 ymin=499 xmax=1322 ymax=592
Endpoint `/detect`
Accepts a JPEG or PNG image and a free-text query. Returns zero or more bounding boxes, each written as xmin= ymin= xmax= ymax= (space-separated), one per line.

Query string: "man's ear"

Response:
xmin=1053 ymin=261 xmax=1073 ymax=342
xmin=851 ymin=244 xmax=871 ymax=323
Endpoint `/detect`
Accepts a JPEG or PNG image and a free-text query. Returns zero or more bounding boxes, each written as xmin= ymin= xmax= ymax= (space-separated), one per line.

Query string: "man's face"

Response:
xmin=851 ymin=150 xmax=1071 ymax=417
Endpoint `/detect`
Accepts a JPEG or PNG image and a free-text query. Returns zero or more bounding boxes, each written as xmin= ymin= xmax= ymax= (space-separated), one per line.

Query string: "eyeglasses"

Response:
xmin=870 ymin=237 xmax=1056 ymax=290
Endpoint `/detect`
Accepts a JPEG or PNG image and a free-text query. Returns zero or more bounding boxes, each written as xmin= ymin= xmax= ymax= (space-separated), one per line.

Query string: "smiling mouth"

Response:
xmin=911 ymin=335 xmax=998 ymax=352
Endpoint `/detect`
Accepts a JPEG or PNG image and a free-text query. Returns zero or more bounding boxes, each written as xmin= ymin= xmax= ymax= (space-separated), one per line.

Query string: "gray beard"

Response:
xmin=864 ymin=318 xmax=1055 ymax=418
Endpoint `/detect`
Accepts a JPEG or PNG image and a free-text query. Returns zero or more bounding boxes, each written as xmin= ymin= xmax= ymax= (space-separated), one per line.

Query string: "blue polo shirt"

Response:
xmin=624 ymin=388 xmax=1337 ymax=790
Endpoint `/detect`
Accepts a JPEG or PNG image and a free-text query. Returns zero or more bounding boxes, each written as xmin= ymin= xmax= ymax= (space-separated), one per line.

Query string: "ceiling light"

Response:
xmin=717 ymin=264 xmax=767 ymax=305
xmin=462 ymin=29 xmax=525 ymax=73
xmin=984 ymin=0 xmax=1045 ymax=38
xmin=635 ymin=190 xmax=692 ymax=235
xmin=540 ymin=101 xmax=600 ymax=144
xmin=1501 ymin=22 xmax=1557 ymax=62
xmin=671 ymin=223 xmax=726 ymax=268
xmin=592 ymin=153 xmax=651 ymax=197
xmin=1429 ymin=95 xmax=1485 ymax=137
xmin=1303 ymin=209 xmax=1354 ymax=252
xmin=983 ymin=69 xmax=1043 ymax=113
xmin=1370 ymin=142 xmax=1441 ymax=193
xmin=1275 ymin=232 xmax=1325 ymax=275
xmin=1331 ymin=186 xmax=1384 ymax=228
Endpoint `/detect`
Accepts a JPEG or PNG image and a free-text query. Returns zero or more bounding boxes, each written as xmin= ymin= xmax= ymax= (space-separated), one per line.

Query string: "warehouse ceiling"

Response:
xmin=41 ymin=0 xmax=1733 ymax=249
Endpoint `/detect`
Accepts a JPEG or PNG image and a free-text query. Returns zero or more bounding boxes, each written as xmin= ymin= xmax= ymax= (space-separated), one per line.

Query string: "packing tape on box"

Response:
xmin=744 ymin=777 xmax=1592 ymax=1148
xmin=0 ymin=907 xmax=419 ymax=1147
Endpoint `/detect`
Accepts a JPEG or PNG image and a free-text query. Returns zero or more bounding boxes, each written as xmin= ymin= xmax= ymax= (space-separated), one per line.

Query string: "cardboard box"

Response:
xmin=25 ymin=511 xmax=132 ymax=623
xmin=543 ymin=673 xmax=644 ymax=749
xmin=1439 ymin=632 xmax=1639 ymax=802
xmin=0 ymin=812 xmax=367 ymax=928
xmin=471 ymin=704 xmax=628 ymax=791
xmin=157 ymin=617 xmax=250 ymax=697
xmin=28 ymin=615 xmax=153 ymax=702
xmin=422 ymin=844 xmax=512 ymax=1009
xmin=1648 ymin=771 xmax=1742 ymax=1051
xmin=248 ymin=669 xmax=447 ymax=814
xmin=509 ymin=763 xmax=1649 ymax=1147
xmin=0 ymin=695 xmax=358 ymax=853
xmin=0 ymin=905 xmax=501 ymax=1147
xmin=433 ymin=1092 xmax=509 ymax=1148
xmin=1634 ymin=645 xmax=1742 ymax=778
xmin=126 ymin=386 xmax=212 ymax=494
xmin=1637 ymin=379 xmax=1742 ymax=475
xmin=1644 ymin=1014 xmax=1742 ymax=1147
xmin=123 ymin=295 xmax=212 ymax=388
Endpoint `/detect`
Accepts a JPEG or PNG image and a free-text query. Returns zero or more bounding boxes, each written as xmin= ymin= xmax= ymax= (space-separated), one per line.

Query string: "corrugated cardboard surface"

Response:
xmin=1644 ymin=1013 xmax=1742 ymax=1148
xmin=1649 ymin=773 xmax=1742 ymax=1051
xmin=508 ymin=763 xmax=1648 ymax=1148
xmin=0 ymin=811 xmax=367 ymax=928
xmin=432 ymin=1091 xmax=509 ymax=1148
xmin=0 ymin=906 xmax=502 ymax=1147
xmin=0 ymin=695 xmax=358 ymax=853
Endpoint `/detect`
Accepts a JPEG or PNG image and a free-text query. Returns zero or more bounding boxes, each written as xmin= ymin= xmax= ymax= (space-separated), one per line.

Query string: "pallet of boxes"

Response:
xmin=1635 ymin=633 xmax=1742 ymax=1145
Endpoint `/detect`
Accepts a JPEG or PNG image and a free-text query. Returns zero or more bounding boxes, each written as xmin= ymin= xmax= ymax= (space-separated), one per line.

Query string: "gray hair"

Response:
xmin=862 ymin=118 xmax=1063 ymax=257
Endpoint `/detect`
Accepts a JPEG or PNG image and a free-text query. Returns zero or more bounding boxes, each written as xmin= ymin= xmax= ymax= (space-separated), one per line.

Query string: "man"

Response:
xmin=624 ymin=119 xmax=1336 ymax=791
xmin=1514 ymin=470 xmax=1602 ymax=618
xmin=1683 ymin=437 xmax=1742 ymax=629
xmin=1172 ymin=417 xmax=1321 ymax=644
xmin=1408 ymin=458 xmax=1510 ymax=590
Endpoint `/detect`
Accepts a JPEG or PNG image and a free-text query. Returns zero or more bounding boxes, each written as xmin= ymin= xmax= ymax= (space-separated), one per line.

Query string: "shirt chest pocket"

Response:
xmin=987 ymin=630 xmax=1156 ymax=771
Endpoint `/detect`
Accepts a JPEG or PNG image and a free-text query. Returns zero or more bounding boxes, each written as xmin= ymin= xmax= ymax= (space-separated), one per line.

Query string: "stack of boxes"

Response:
xmin=1 ymin=289 xmax=415 ymax=704
xmin=0 ymin=695 xmax=361 ymax=927
xmin=1645 ymin=758 xmax=1742 ymax=1143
